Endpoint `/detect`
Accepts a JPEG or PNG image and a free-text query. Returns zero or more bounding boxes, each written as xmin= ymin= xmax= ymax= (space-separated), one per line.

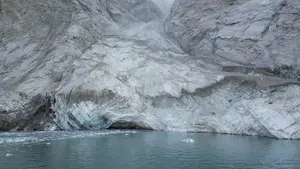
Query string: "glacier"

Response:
xmin=0 ymin=0 xmax=300 ymax=139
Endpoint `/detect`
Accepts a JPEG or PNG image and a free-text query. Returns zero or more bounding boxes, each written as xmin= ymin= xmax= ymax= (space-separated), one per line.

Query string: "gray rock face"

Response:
xmin=0 ymin=0 xmax=300 ymax=139
xmin=165 ymin=0 xmax=300 ymax=69
xmin=107 ymin=0 xmax=163 ymax=25
xmin=152 ymin=0 xmax=174 ymax=15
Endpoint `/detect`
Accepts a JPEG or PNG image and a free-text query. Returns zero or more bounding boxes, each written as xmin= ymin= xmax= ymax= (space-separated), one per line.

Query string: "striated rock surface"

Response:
xmin=0 ymin=0 xmax=300 ymax=139
xmin=165 ymin=0 xmax=300 ymax=69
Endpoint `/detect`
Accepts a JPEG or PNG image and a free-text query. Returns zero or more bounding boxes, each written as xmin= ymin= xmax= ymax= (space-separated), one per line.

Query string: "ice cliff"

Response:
xmin=0 ymin=0 xmax=300 ymax=139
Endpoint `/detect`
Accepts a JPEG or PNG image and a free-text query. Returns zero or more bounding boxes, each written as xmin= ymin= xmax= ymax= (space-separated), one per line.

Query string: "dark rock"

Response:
xmin=108 ymin=121 xmax=153 ymax=130
xmin=0 ymin=94 xmax=55 ymax=131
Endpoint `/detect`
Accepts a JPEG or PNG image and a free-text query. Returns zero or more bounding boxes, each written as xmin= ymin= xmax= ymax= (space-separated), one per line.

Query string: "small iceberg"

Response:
xmin=5 ymin=153 xmax=12 ymax=157
xmin=181 ymin=138 xmax=195 ymax=143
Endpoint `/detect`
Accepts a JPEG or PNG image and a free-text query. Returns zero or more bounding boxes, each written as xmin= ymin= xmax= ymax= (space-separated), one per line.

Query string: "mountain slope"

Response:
xmin=0 ymin=0 xmax=300 ymax=139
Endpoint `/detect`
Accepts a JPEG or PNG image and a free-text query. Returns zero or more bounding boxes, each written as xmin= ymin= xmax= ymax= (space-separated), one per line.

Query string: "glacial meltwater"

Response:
xmin=0 ymin=131 xmax=299 ymax=169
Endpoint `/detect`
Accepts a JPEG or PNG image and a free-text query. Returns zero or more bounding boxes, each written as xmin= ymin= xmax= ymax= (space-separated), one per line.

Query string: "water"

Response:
xmin=0 ymin=131 xmax=300 ymax=169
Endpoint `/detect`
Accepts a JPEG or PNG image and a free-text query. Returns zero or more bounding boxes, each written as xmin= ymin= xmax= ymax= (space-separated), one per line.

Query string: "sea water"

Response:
xmin=0 ymin=131 xmax=299 ymax=169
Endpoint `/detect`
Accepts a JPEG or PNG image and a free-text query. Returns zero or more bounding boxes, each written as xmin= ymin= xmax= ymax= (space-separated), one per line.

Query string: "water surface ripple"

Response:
xmin=0 ymin=131 xmax=299 ymax=169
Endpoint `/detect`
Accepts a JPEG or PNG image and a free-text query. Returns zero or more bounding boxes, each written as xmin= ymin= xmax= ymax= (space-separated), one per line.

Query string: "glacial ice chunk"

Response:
xmin=5 ymin=153 xmax=12 ymax=157
xmin=181 ymin=138 xmax=195 ymax=143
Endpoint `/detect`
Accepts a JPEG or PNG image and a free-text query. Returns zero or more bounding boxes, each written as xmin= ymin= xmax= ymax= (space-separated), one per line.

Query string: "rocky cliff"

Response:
xmin=0 ymin=0 xmax=300 ymax=139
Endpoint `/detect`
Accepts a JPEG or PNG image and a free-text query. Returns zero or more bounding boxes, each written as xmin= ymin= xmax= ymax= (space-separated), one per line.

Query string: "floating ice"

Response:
xmin=181 ymin=138 xmax=195 ymax=143
xmin=0 ymin=130 xmax=139 ymax=145
xmin=5 ymin=153 xmax=12 ymax=157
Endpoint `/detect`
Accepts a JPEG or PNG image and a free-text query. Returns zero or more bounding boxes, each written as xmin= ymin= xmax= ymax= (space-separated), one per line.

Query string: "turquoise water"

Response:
xmin=0 ymin=131 xmax=299 ymax=169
